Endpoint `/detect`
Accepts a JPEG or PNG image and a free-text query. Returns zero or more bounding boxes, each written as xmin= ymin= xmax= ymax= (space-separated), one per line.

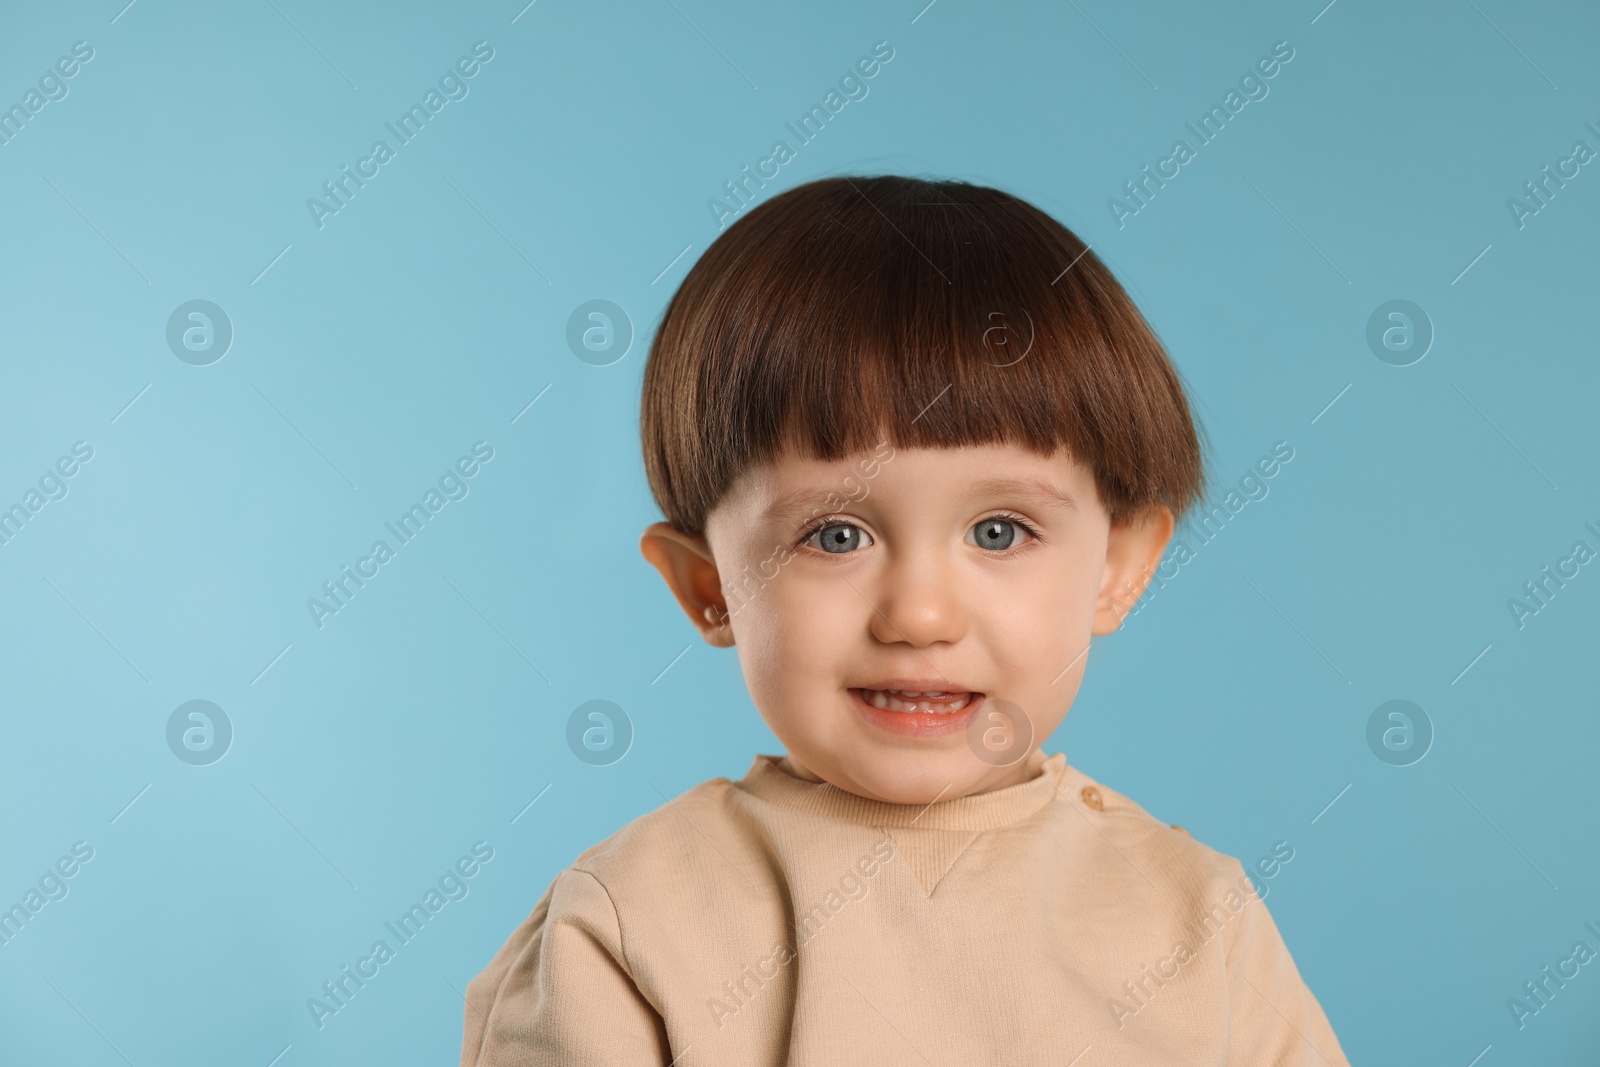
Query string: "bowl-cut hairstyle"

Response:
xmin=640 ymin=174 xmax=1208 ymax=537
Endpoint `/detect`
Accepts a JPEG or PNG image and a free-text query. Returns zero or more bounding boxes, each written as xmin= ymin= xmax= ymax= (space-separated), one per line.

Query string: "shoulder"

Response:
xmin=1052 ymin=760 xmax=1255 ymax=896
xmin=566 ymin=772 xmax=746 ymax=889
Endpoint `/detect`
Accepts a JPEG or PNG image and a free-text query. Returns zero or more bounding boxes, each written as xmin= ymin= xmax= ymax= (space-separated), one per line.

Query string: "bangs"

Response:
xmin=641 ymin=175 xmax=1206 ymax=535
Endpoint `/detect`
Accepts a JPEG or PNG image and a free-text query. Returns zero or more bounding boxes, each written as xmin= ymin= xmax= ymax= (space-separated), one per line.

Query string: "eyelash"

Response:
xmin=794 ymin=510 xmax=1045 ymax=557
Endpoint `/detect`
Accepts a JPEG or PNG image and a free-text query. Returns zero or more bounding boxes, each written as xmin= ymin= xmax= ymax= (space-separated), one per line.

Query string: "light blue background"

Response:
xmin=2 ymin=0 xmax=1597 ymax=1063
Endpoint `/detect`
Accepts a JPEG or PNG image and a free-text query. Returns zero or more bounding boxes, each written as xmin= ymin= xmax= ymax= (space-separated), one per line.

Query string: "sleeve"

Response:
xmin=459 ymin=866 xmax=671 ymax=1067
xmin=1223 ymin=860 xmax=1352 ymax=1067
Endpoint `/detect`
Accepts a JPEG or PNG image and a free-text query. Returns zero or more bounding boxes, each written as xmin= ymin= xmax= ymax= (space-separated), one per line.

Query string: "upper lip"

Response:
xmin=854 ymin=680 xmax=977 ymax=694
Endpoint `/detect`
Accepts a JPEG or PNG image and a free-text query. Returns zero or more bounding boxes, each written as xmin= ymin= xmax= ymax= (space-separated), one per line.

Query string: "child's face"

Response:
xmin=640 ymin=438 xmax=1173 ymax=804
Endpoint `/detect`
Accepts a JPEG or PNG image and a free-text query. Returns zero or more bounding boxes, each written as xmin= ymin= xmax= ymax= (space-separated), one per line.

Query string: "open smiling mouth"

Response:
xmin=847 ymin=686 xmax=984 ymax=737
xmin=851 ymin=688 xmax=976 ymax=714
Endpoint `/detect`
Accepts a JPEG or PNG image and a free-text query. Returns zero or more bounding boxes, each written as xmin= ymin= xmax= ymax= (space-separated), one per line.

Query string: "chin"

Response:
xmin=845 ymin=753 xmax=979 ymax=805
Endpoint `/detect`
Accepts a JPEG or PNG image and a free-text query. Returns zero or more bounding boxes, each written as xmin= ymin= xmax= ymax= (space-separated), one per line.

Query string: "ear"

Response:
xmin=639 ymin=521 xmax=735 ymax=647
xmin=1093 ymin=504 xmax=1174 ymax=635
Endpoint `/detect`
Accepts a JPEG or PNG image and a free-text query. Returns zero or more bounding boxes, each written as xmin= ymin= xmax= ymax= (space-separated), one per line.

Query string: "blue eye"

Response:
xmin=797 ymin=514 xmax=1040 ymax=556
xmin=970 ymin=515 xmax=1039 ymax=552
xmin=807 ymin=523 xmax=871 ymax=554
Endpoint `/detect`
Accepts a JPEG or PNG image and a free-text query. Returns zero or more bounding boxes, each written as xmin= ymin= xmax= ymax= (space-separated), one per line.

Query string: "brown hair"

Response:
xmin=640 ymin=175 xmax=1208 ymax=536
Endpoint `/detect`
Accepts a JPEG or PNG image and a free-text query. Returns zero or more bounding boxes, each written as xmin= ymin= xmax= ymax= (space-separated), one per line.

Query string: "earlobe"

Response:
xmin=639 ymin=522 xmax=735 ymax=647
xmin=1093 ymin=505 xmax=1174 ymax=635
xmin=700 ymin=603 xmax=733 ymax=644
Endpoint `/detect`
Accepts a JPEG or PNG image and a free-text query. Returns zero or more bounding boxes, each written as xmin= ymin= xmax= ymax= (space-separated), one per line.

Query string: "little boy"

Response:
xmin=460 ymin=175 xmax=1351 ymax=1064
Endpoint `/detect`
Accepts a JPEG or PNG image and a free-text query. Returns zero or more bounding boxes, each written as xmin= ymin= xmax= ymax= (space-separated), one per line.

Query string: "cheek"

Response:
xmin=994 ymin=590 xmax=1077 ymax=663
xmin=982 ymin=552 xmax=1101 ymax=656
xmin=733 ymin=571 xmax=857 ymax=694
xmin=987 ymin=572 xmax=1096 ymax=725
xmin=1006 ymin=546 xmax=1100 ymax=607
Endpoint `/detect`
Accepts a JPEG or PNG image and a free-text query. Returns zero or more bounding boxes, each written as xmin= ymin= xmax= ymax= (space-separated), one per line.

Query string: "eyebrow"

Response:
xmin=762 ymin=487 xmax=845 ymax=527
xmin=762 ymin=474 xmax=1078 ymax=527
xmin=969 ymin=476 xmax=1079 ymax=513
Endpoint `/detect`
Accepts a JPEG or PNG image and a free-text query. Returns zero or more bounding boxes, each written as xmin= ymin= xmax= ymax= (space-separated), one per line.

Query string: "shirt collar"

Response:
xmin=734 ymin=746 xmax=1066 ymax=831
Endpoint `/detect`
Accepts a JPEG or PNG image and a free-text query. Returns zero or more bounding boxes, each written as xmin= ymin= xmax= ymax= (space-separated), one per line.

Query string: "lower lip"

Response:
xmin=848 ymin=688 xmax=982 ymax=739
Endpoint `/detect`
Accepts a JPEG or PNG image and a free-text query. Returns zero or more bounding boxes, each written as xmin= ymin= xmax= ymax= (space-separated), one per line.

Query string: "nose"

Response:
xmin=865 ymin=544 xmax=968 ymax=648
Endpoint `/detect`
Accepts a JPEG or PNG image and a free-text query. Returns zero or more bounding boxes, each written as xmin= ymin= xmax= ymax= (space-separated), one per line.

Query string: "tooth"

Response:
xmin=859 ymin=688 xmax=974 ymax=714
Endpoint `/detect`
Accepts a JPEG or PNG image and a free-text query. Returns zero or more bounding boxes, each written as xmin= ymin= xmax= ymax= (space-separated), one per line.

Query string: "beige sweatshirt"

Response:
xmin=460 ymin=747 xmax=1351 ymax=1065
